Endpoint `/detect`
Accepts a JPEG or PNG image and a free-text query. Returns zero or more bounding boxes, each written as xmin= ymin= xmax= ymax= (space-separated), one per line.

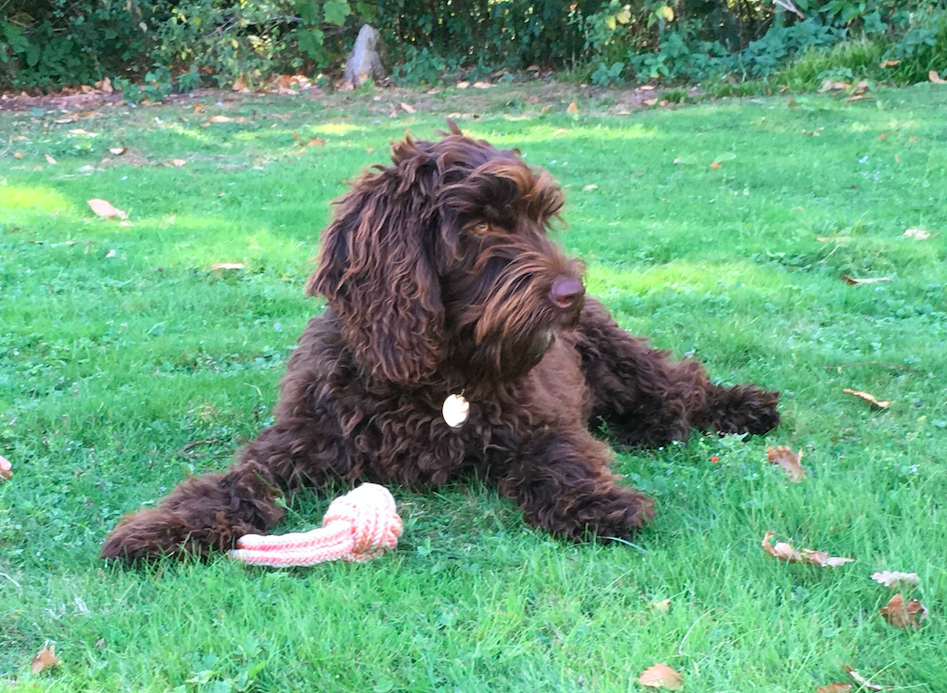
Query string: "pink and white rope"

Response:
xmin=229 ymin=483 xmax=403 ymax=567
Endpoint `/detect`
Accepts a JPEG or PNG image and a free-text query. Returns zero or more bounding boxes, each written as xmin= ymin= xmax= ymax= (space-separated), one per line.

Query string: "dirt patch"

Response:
xmin=1 ymin=81 xmax=695 ymax=119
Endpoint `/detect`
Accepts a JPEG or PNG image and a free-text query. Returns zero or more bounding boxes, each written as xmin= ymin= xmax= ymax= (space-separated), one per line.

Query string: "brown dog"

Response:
xmin=101 ymin=124 xmax=779 ymax=562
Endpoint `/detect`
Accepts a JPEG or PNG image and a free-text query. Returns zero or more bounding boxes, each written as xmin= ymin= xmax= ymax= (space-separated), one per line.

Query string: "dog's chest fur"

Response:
xmin=279 ymin=315 xmax=592 ymax=488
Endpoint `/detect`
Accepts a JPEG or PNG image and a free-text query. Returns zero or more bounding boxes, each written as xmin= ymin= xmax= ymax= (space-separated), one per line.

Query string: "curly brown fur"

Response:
xmin=101 ymin=123 xmax=780 ymax=562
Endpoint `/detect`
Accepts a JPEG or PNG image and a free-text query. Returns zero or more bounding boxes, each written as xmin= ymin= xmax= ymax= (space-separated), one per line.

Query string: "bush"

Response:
xmin=0 ymin=0 xmax=945 ymax=91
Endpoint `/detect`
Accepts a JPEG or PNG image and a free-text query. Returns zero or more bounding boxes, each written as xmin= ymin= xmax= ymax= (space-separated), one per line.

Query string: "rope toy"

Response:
xmin=228 ymin=483 xmax=402 ymax=567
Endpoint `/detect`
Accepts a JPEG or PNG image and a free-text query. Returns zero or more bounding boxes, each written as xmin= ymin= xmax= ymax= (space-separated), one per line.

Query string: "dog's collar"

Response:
xmin=442 ymin=392 xmax=470 ymax=429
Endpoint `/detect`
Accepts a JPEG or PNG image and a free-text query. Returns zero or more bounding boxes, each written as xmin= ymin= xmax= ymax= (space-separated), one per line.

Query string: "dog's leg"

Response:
xmin=100 ymin=424 xmax=349 ymax=562
xmin=490 ymin=429 xmax=654 ymax=541
xmin=575 ymin=298 xmax=779 ymax=446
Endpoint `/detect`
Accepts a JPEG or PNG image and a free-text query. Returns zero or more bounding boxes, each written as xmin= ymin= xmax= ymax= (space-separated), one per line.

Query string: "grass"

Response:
xmin=2 ymin=83 xmax=946 ymax=692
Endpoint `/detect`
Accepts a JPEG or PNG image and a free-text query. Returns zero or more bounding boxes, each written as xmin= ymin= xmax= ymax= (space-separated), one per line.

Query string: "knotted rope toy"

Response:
xmin=228 ymin=483 xmax=403 ymax=567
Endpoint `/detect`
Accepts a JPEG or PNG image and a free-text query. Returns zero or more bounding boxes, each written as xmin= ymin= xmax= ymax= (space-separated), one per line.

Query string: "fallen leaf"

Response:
xmin=879 ymin=59 xmax=901 ymax=68
xmin=540 ymin=105 xmax=551 ymax=115
xmin=878 ymin=133 xmax=888 ymax=141
xmin=232 ymin=75 xmax=250 ymax=92
xmin=638 ymin=663 xmax=682 ymax=690
xmin=400 ymin=102 xmax=417 ymax=114
xmin=105 ymin=249 xmax=117 ymax=258
xmin=709 ymin=161 xmax=721 ymax=169
xmin=582 ymin=184 xmax=598 ymax=191
xmin=842 ymin=275 xmax=891 ymax=286
xmin=567 ymin=101 xmax=579 ymax=114
xmin=820 ymin=80 xmax=851 ymax=93
xmin=472 ymin=81 xmax=493 ymax=89
xmin=307 ymin=138 xmax=326 ymax=147
xmin=842 ymin=666 xmax=891 ymax=691
xmin=95 ymin=76 xmax=113 ymax=93
xmin=45 ymin=154 xmax=57 ymax=165
xmin=54 ymin=117 xmax=77 ymax=124
xmin=817 ymin=685 xmax=852 ymax=693
xmin=31 ymin=645 xmax=61 ymax=674
xmin=847 ymin=94 xmax=874 ymax=103
xmin=14 ymin=151 xmax=22 ymax=159
xmin=0 ymin=454 xmax=11 ymax=481
xmin=852 ymin=80 xmax=870 ymax=96
xmin=293 ymin=130 xmax=300 ymax=142
xmin=880 ymin=593 xmax=926 ymax=630
xmin=650 ymin=598 xmax=671 ymax=613
xmin=762 ymin=532 xmax=855 ymax=568
xmin=553 ymin=128 xmax=567 ymax=136
xmin=171 ymin=158 xmax=186 ymax=167
xmin=767 ymin=445 xmax=806 ymax=482
xmin=842 ymin=388 xmax=891 ymax=409
xmin=929 ymin=70 xmax=946 ymax=84
xmin=903 ymin=228 xmax=931 ymax=240
xmin=456 ymin=81 xmax=469 ymax=89
xmin=909 ymin=137 xmax=918 ymax=142
xmin=109 ymin=146 xmax=127 ymax=156
xmin=203 ymin=115 xmax=249 ymax=126
xmin=87 ymin=198 xmax=127 ymax=220
xmin=210 ymin=263 xmax=245 ymax=270
xmin=871 ymin=571 xmax=920 ymax=588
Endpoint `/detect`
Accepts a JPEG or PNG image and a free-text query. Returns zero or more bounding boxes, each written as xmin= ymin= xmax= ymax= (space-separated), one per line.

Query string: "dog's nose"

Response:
xmin=549 ymin=278 xmax=585 ymax=311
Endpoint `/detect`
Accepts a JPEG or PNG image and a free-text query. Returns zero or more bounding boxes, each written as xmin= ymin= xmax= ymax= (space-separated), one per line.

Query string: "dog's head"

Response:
xmin=307 ymin=122 xmax=584 ymax=386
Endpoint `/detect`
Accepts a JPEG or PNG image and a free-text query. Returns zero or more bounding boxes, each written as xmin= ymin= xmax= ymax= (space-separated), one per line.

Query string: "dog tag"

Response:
xmin=442 ymin=393 xmax=470 ymax=429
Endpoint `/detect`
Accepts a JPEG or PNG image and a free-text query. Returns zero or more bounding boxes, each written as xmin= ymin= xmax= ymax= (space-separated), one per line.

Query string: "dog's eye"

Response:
xmin=472 ymin=221 xmax=491 ymax=234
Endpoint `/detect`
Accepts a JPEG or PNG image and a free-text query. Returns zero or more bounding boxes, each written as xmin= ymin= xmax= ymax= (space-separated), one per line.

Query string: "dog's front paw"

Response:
xmin=100 ymin=509 xmax=209 ymax=563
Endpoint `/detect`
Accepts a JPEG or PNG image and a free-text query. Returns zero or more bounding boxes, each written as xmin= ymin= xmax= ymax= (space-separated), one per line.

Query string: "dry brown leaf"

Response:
xmin=842 ymin=388 xmax=891 ymax=409
xmin=566 ymin=101 xmax=578 ymax=114
xmin=210 ymin=262 xmax=245 ymax=271
xmin=472 ymin=81 xmax=493 ymax=89
xmin=871 ymin=571 xmax=920 ymax=588
xmin=852 ymin=79 xmax=870 ymax=96
xmin=650 ymin=598 xmax=671 ymax=613
xmin=817 ymin=685 xmax=852 ymax=693
xmin=879 ymin=59 xmax=901 ymax=68
xmin=193 ymin=103 xmax=205 ymax=113
xmin=308 ymin=138 xmax=326 ymax=147
xmin=232 ymin=75 xmax=250 ymax=92
xmin=847 ymin=94 xmax=874 ymax=103
xmin=582 ymin=184 xmax=598 ymax=192
xmin=171 ymin=158 xmax=186 ymax=167
xmin=96 ymin=77 xmax=113 ymax=93
xmin=456 ymin=81 xmax=469 ymax=89
xmin=0 ymin=454 xmax=11 ymax=481
xmin=880 ymin=593 xmax=926 ymax=630
xmin=31 ymin=645 xmax=61 ymax=674
xmin=54 ymin=117 xmax=77 ymax=124
xmin=87 ymin=198 xmax=128 ymax=220
xmin=929 ymin=70 xmax=946 ymax=84
xmin=638 ymin=663 xmax=683 ymax=690
xmin=540 ymin=105 xmax=551 ymax=115
xmin=761 ymin=532 xmax=855 ymax=568
xmin=292 ymin=130 xmax=300 ymax=142
xmin=903 ymin=228 xmax=931 ymax=240
xmin=820 ymin=80 xmax=851 ymax=92
xmin=842 ymin=665 xmax=892 ymax=691
xmin=203 ymin=115 xmax=249 ymax=125
xmin=400 ymin=102 xmax=417 ymax=114
xmin=842 ymin=275 xmax=891 ymax=286
xmin=45 ymin=154 xmax=57 ymax=165
xmin=709 ymin=161 xmax=721 ymax=169
xmin=14 ymin=151 xmax=22 ymax=159
xmin=109 ymin=146 xmax=127 ymax=156
xmin=766 ymin=445 xmax=806 ymax=482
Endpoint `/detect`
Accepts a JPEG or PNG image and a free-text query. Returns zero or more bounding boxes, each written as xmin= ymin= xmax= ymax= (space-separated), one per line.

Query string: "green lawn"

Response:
xmin=2 ymin=84 xmax=946 ymax=692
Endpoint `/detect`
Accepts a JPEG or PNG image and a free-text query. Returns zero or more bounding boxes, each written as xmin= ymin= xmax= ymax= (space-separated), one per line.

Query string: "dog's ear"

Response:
xmin=306 ymin=160 xmax=445 ymax=385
